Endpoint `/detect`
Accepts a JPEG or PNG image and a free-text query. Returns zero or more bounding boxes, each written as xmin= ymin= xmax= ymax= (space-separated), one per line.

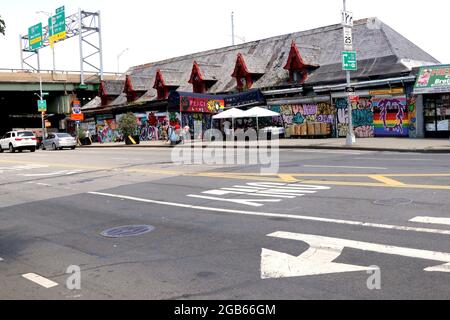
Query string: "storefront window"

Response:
xmin=424 ymin=94 xmax=450 ymax=137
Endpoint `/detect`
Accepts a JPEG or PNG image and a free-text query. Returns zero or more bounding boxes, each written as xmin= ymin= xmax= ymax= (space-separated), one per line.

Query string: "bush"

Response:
xmin=77 ymin=127 xmax=86 ymax=139
xmin=118 ymin=112 xmax=138 ymax=137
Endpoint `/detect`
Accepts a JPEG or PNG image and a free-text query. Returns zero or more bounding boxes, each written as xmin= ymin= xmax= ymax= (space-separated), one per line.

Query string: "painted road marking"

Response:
xmin=22 ymin=273 xmax=58 ymax=288
xmin=187 ymin=195 xmax=281 ymax=207
xmin=290 ymin=149 xmax=365 ymax=155
xmin=89 ymin=192 xmax=450 ymax=236
xmin=355 ymin=157 xmax=435 ymax=162
xmin=410 ymin=217 xmax=450 ymax=226
xmin=188 ymin=182 xmax=330 ymax=207
xmin=1 ymin=159 xmax=450 ymax=191
xmin=368 ymin=175 xmax=406 ymax=186
xmin=26 ymin=182 xmax=52 ymax=187
xmin=20 ymin=170 xmax=83 ymax=177
xmin=261 ymin=232 xmax=450 ymax=279
xmin=304 ymin=165 xmax=387 ymax=170
xmin=0 ymin=164 xmax=49 ymax=173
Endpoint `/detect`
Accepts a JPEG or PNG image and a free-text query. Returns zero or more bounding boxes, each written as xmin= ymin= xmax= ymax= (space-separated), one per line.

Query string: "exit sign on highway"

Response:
xmin=48 ymin=7 xmax=66 ymax=43
xmin=28 ymin=23 xmax=43 ymax=51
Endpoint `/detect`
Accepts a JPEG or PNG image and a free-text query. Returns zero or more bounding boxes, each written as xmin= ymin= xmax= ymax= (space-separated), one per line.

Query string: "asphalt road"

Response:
xmin=0 ymin=146 xmax=450 ymax=299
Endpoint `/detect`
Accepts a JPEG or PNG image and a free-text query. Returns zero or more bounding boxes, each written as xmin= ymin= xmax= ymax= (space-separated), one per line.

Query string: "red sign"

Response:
xmin=180 ymin=97 xmax=225 ymax=113
xmin=71 ymin=113 xmax=84 ymax=121
xmin=71 ymin=100 xmax=84 ymax=121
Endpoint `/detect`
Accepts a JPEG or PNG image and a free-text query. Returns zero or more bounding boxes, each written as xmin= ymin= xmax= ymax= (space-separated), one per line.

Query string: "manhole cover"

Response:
xmin=373 ymin=198 xmax=413 ymax=206
xmin=101 ymin=225 xmax=155 ymax=238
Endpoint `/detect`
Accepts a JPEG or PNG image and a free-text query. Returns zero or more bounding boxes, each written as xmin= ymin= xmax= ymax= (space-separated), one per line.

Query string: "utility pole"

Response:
xmin=36 ymin=11 xmax=56 ymax=73
xmin=117 ymin=48 xmax=129 ymax=78
xmin=343 ymin=0 xmax=356 ymax=145
xmin=231 ymin=11 xmax=235 ymax=46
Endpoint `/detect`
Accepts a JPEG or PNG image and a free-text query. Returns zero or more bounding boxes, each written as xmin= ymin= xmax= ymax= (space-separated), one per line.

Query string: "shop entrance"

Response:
xmin=424 ymin=94 xmax=450 ymax=138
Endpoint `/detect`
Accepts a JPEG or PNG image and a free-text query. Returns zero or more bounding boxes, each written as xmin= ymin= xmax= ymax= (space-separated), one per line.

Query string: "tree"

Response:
xmin=0 ymin=15 xmax=5 ymax=35
xmin=118 ymin=112 xmax=138 ymax=137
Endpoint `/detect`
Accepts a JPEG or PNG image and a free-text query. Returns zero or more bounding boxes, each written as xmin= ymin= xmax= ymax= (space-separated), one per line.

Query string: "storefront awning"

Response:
xmin=414 ymin=65 xmax=450 ymax=94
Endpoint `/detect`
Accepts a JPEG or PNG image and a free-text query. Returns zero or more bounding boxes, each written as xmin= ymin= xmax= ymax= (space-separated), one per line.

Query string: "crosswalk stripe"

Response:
xmin=22 ymin=273 xmax=58 ymax=289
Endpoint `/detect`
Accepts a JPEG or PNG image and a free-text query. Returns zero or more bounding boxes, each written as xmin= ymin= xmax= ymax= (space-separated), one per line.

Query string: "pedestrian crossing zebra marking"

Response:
xmin=187 ymin=182 xmax=330 ymax=207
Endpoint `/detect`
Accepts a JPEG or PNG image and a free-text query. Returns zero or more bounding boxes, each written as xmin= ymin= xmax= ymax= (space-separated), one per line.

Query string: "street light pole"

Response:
xmin=231 ymin=12 xmax=235 ymax=46
xmin=117 ymin=48 xmax=129 ymax=78
xmin=36 ymin=11 xmax=56 ymax=73
xmin=343 ymin=0 xmax=355 ymax=145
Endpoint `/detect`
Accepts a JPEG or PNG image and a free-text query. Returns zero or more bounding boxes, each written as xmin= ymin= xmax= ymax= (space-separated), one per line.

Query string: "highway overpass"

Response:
xmin=0 ymin=69 xmax=116 ymax=135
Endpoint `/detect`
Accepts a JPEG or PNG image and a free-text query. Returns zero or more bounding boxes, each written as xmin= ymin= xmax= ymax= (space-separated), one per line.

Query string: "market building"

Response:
xmin=82 ymin=17 xmax=440 ymax=142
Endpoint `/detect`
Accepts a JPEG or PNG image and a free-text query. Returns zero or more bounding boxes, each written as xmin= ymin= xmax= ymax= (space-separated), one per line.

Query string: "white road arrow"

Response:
xmin=261 ymin=232 xmax=450 ymax=279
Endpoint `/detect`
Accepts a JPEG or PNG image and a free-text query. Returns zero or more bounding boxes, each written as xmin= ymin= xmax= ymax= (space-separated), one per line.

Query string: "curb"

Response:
xmin=80 ymin=144 xmax=450 ymax=153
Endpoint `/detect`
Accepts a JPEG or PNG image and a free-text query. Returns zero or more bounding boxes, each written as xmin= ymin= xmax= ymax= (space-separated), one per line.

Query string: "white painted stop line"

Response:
xmin=261 ymin=232 xmax=450 ymax=279
xmin=22 ymin=273 xmax=58 ymax=289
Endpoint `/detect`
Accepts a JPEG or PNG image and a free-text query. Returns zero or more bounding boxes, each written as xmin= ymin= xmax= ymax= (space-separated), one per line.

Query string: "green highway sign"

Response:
xmin=28 ymin=23 xmax=43 ymax=50
xmin=56 ymin=6 xmax=65 ymax=14
xmin=48 ymin=8 xmax=66 ymax=42
xmin=37 ymin=100 xmax=47 ymax=112
xmin=342 ymin=51 xmax=357 ymax=71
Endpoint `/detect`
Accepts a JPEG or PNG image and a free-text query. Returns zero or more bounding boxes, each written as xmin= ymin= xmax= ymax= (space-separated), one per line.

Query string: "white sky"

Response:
xmin=0 ymin=0 xmax=448 ymax=74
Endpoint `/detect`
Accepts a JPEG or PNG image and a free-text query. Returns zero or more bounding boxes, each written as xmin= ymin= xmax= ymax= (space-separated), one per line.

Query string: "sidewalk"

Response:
xmin=81 ymin=138 xmax=450 ymax=153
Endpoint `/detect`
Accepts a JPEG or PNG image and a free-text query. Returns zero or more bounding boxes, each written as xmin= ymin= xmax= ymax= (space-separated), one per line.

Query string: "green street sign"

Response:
xmin=28 ymin=23 xmax=43 ymax=50
xmin=56 ymin=6 xmax=65 ymax=14
xmin=342 ymin=51 xmax=357 ymax=71
xmin=48 ymin=9 xmax=66 ymax=42
xmin=37 ymin=100 xmax=47 ymax=112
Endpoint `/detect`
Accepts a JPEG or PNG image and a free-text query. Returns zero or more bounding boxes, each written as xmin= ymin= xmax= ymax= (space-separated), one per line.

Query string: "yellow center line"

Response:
xmin=1 ymin=159 xmax=450 ymax=190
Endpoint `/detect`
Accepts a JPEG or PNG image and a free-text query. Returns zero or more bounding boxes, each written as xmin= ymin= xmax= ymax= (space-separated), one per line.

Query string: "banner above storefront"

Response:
xmin=180 ymin=96 xmax=225 ymax=113
xmin=414 ymin=65 xmax=450 ymax=94
xmin=168 ymin=90 xmax=265 ymax=111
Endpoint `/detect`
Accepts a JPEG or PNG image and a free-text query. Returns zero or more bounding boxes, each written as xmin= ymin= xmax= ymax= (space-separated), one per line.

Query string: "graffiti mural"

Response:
xmin=407 ymin=95 xmax=417 ymax=138
xmin=181 ymin=113 xmax=213 ymax=140
xmin=97 ymin=119 xmax=120 ymax=143
xmin=335 ymin=98 xmax=349 ymax=137
xmin=270 ymin=102 xmax=334 ymax=128
xmin=372 ymin=96 xmax=408 ymax=137
xmin=351 ymin=97 xmax=374 ymax=138
xmin=137 ymin=112 xmax=168 ymax=141
xmin=335 ymin=97 xmax=374 ymax=138
xmin=169 ymin=112 xmax=181 ymax=126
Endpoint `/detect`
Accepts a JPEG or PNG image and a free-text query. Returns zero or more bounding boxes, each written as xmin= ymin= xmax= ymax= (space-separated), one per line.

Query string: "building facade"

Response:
xmin=82 ymin=17 xmax=442 ymax=142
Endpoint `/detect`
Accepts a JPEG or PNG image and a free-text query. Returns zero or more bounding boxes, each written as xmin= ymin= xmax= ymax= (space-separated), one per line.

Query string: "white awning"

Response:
xmin=212 ymin=108 xmax=246 ymax=119
xmin=243 ymin=107 xmax=280 ymax=118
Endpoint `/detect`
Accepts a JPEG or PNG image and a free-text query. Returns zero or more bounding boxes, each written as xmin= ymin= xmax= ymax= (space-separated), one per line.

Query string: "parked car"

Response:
xmin=0 ymin=130 xmax=37 ymax=153
xmin=42 ymin=132 xmax=77 ymax=150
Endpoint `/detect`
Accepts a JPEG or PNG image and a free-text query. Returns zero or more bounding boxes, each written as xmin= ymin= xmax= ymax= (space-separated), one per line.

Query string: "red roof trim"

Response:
xmin=153 ymin=69 xmax=166 ymax=89
xmin=231 ymin=53 xmax=250 ymax=78
xmin=284 ymin=40 xmax=306 ymax=71
xmin=124 ymin=75 xmax=137 ymax=102
xmin=99 ymin=81 xmax=108 ymax=96
xmin=188 ymin=61 xmax=204 ymax=84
